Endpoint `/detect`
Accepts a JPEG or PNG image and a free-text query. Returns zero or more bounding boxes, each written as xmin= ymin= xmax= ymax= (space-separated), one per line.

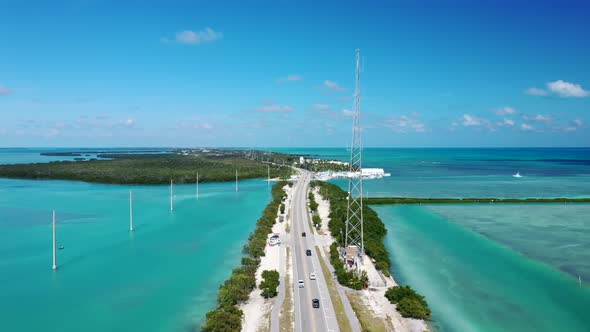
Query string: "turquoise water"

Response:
xmin=427 ymin=204 xmax=590 ymax=282
xmin=275 ymin=147 xmax=590 ymax=198
xmin=0 ymin=178 xmax=270 ymax=331
xmin=375 ymin=205 xmax=590 ymax=332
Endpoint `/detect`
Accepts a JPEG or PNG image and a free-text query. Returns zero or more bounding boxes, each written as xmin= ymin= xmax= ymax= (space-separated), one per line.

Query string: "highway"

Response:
xmin=290 ymin=170 xmax=340 ymax=332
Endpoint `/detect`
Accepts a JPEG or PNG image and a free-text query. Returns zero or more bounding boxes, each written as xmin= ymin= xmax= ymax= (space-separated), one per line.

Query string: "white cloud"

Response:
xmin=459 ymin=114 xmax=496 ymax=130
xmin=0 ymin=85 xmax=12 ymax=96
xmin=525 ymin=87 xmax=548 ymax=96
xmin=562 ymin=118 xmax=585 ymax=132
xmin=194 ymin=123 xmax=213 ymax=130
xmin=277 ymin=74 xmax=303 ymax=83
xmin=323 ymin=80 xmax=346 ymax=92
xmin=124 ymin=118 xmax=136 ymax=127
xmin=523 ymin=114 xmax=551 ymax=122
xmin=462 ymin=114 xmax=483 ymax=126
xmin=520 ymin=123 xmax=534 ymax=131
xmin=382 ymin=114 xmax=427 ymax=133
xmin=494 ymin=106 xmax=517 ymax=115
xmin=312 ymin=104 xmax=331 ymax=111
xmin=162 ymin=28 xmax=223 ymax=45
xmin=256 ymin=104 xmax=294 ymax=113
xmin=341 ymin=109 xmax=354 ymax=117
xmin=496 ymin=118 xmax=515 ymax=127
xmin=547 ymin=80 xmax=589 ymax=97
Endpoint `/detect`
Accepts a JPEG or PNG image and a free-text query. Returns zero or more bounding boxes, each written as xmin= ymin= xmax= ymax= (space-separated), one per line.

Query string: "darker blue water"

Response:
xmin=273 ymin=147 xmax=590 ymax=198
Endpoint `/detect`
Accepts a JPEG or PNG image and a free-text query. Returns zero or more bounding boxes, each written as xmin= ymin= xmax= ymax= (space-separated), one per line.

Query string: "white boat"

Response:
xmin=513 ymin=171 xmax=522 ymax=178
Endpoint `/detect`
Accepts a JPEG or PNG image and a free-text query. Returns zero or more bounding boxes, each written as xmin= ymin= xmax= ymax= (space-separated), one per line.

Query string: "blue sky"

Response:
xmin=0 ymin=0 xmax=589 ymax=147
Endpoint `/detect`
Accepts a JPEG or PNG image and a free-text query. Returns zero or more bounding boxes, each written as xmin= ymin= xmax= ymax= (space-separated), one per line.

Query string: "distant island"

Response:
xmin=0 ymin=149 xmax=295 ymax=185
xmin=39 ymin=149 xmax=168 ymax=156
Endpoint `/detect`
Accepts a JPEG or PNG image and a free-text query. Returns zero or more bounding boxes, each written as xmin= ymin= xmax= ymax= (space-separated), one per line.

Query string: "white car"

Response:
xmin=309 ymin=272 xmax=316 ymax=280
xmin=298 ymin=279 xmax=305 ymax=288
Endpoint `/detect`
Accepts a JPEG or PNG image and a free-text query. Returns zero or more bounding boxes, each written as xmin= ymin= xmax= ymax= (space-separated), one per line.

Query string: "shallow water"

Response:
xmin=426 ymin=204 xmax=590 ymax=281
xmin=374 ymin=204 xmax=590 ymax=332
xmin=0 ymin=178 xmax=270 ymax=331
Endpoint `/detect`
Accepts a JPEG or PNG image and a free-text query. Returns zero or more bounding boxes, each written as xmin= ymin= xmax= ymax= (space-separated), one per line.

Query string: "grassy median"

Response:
xmin=315 ymin=246 xmax=353 ymax=332
xmin=279 ymin=248 xmax=293 ymax=332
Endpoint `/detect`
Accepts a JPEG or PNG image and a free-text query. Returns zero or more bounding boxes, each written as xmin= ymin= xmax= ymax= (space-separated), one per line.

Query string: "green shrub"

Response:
xmin=280 ymin=203 xmax=285 ymax=214
xmin=396 ymin=298 xmax=431 ymax=320
xmin=260 ymin=270 xmax=280 ymax=298
xmin=308 ymin=192 xmax=319 ymax=212
xmin=385 ymin=286 xmax=430 ymax=320
xmin=312 ymin=214 xmax=322 ymax=228
xmin=202 ymin=304 xmax=243 ymax=332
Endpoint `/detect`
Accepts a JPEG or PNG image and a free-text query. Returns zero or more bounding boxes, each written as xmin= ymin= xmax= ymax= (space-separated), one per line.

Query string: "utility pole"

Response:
xmin=170 ymin=180 xmax=174 ymax=212
xmin=52 ymin=210 xmax=57 ymax=270
xmin=129 ymin=190 xmax=134 ymax=231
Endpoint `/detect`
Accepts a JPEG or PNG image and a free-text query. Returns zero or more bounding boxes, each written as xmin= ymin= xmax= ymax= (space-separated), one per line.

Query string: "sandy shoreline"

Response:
xmin=240 ymin=184 xmax=292 ymax=332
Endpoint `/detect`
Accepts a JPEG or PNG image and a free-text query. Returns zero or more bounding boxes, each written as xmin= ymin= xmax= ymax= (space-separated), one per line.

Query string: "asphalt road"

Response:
xmin=291 ymin=170 xmax=339 ymax=332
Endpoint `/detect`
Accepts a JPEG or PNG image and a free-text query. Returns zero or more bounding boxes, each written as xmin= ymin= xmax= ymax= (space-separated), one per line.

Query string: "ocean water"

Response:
xmin=374 ymin=205 xmax=590 ymax=332
xmin=275 ymin=147 xmax=590 ymax=198
xmin=0 ymin=178 xmax=271 ymax=332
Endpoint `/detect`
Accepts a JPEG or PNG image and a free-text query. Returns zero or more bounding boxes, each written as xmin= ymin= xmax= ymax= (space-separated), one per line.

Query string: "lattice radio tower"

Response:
xmin=345 ymin=49 xmax=364 ymax=262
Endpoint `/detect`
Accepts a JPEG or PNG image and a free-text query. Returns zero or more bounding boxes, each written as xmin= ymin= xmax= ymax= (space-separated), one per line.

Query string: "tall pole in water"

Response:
xmin=170 ymin=179 xmax=174 ymax=212
xmin=52 ymin=210 xmax=57 ymax=270
xmin=235 ymin=169 xmax=239 ymax=192
xmin=196 ymin=173 xmax=199 ymax=200
xmin=129 ymin=190 xmax=134 ymax=232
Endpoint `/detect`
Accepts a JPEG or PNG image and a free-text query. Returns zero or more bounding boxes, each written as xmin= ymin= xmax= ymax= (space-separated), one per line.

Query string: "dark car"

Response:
xmin=306 ymin=249 xmax=312 ymax=256
xmin=302 ymin=232 xmax=306 ymax=237
xmin=312 ymin=298 xmax=320 ymax=308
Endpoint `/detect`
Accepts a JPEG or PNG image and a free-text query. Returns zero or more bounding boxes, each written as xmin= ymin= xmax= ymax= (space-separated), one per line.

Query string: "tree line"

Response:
xmin=0 ymin=153 xmax=292 ymax=185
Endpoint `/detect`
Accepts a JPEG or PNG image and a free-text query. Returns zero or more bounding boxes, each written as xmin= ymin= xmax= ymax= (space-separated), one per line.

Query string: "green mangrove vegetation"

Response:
xmin=299 ymin=159 xmax=349 ymax=172
xmin=0 ymin=151 xmax=293 ymax=185
xmin=364 ymin=197 xmax=590 ymax=205
xmin=203 ymin=182 xmax=287 ymax=331
xmin=385 ymin=286 xmax=431 ymax=320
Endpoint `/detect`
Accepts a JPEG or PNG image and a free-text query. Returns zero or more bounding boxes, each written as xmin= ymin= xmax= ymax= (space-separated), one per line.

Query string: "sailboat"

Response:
xmin=513 ymin=171 xmax=522 ymax=178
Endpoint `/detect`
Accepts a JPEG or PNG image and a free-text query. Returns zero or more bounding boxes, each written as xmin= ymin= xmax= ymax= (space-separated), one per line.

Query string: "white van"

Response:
xmin=298 ymin=279 xmax=304 ymax=288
